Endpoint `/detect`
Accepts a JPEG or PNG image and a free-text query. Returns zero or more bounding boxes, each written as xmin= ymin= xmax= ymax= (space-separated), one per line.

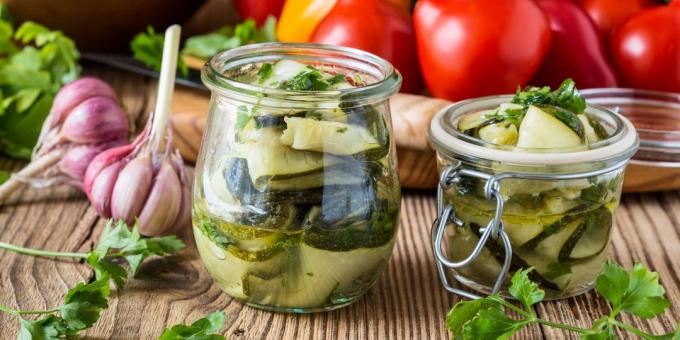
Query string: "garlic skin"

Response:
xmin=61 ymin=97 xmax=129 ymax=144
xmin=58 ymin=139 xmax=124 ymax=182
xmin=83 ymin=130 xmax=191 ymax=236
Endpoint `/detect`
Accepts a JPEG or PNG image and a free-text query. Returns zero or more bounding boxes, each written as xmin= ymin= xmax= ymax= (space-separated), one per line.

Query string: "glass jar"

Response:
xmin=193 ymin=43 xmax=402 ymax=313
xmin=428 ymin=96 xmax=639 ymax=299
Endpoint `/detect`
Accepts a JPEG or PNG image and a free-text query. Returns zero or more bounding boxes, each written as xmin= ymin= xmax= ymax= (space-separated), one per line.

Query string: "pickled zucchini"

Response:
xmin=449 ymin=79 xmax=620 ymax=297
xmin=195 ymin=60 xmax=399 ymax=311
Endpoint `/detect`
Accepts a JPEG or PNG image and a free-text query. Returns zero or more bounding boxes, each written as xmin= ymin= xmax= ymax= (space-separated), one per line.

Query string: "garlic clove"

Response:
xmin=61 ymin=96 xmax=129 ymax=144
xmin=138 ymin=160 xmax=182 ymax=236
xmin=170 ymin=153 xmax=192 ymax=234
xmin=89 ymin=161 xmax=125 ymax=218
xmin=110 ymin=153 xmax=153 ymax=226
xmin=59 ymin=139 xmax=125 ymax=181
xmin=45 ymin=77 xmax=117 ymax=133
xmin=84 ymin=142 xmax=136 ymax=195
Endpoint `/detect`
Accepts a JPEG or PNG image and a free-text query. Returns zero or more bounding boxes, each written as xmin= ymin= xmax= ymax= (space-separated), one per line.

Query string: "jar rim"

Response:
xmin=429 ymin=95 xmax=640 ymax=166
xmin=201 ymin=42 xmax=402 ymax=109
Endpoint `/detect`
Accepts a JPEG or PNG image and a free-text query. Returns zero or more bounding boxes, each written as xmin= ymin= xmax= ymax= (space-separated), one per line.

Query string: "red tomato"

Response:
xmin=310 ymin=0 xmax=423 ymax=93
xmin=578 ymin=0 xmax=656 ymax=40
xmin=413 ymin=0 xmax=551 ymax=101
xmin=234 ymin=0 xmax=286 ymax=26
xmin=610 ymin=2 xmax=680 ymax=92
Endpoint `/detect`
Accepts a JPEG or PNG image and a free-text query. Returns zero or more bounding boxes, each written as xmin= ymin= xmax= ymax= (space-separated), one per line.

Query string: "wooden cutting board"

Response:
xmin=169 ymin=88 xmax=449 ymax=189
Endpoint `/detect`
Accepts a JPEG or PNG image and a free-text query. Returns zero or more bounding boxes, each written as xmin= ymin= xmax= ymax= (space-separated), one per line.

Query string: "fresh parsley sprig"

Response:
xmin=447 ymin=262 xmax=679 ymax=339
xmin=0 ymin=277 xmax=110 ymax=339
xmin=159 ymin=311 xmax=227 ymax=340
xmin=0 ymin=219 xmax=185 ymax=288
xmin=512 ymin=78 xmax=586 ymax=114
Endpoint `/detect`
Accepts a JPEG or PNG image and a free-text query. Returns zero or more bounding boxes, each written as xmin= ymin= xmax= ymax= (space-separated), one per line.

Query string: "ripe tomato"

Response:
xmin=233 ymin=0 xmax=286 ymax=26
xmin=578 ymin=0 xmax=656 ymax=40
xmin=413 ymin=0 xmax=551 ymax=101
xmin=310 ymin=0 xmax=423 ymax=93
xmin=610 ymin=2 xmax=680 ymax=92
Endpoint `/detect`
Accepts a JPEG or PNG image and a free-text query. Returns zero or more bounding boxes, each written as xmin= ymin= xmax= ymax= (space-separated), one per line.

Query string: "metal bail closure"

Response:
xmin=431 ymin=163 xmax=513 ymax=300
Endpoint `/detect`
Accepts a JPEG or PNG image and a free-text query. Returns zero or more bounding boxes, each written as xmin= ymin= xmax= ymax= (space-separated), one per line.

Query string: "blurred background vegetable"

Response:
xmin=0 ymin=4 xmax=80 ymax=159
xmin=413 ymin=0 xmax=551 ymax=101
xmin=577 ymin=0 xmax=659 ymax=41
xmin=233 ymin=0 xmax=285 ymax=26
xmin=309 ymin=0 xmax=423 ymax=93
xmin=530 ymin=0 xmax=618 ymax=89
xmin=277 ymin=0 xmax=337 ymax=42
xmin=610 ymin=0 xmax=680 ymax=92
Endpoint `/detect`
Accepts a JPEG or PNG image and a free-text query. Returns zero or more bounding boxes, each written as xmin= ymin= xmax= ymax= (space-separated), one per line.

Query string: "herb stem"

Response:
xmin=0 ymin=241 xmax=88 ymax=259
xmin=489 ymin=296 xmax=533 ymax=318
xmin=611 ymin=319 xmax=656 ymax=339
xmin=0 ymin=304 xmax=19 ymax=316
xmin=16 ymin=308 xmax=60 ymax=315
xmin=536 ymin=318 xmax=591 ymax=334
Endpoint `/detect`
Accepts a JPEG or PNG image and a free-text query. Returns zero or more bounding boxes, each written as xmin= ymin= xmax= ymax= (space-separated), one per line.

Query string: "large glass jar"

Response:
xmin=193 ymin=43 xmax=402 ymax=313
xmin=428 ymin=96 xmax=638 ymax=299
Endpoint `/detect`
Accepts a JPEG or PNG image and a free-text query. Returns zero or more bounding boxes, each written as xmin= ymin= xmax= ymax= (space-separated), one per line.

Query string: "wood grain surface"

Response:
xmin=0 ymin=67 xmax=678 ymax=339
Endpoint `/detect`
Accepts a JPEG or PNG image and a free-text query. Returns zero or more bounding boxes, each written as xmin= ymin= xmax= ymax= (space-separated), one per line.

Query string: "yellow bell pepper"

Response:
xmin=277 ymin=0 xmax=337 ymax=42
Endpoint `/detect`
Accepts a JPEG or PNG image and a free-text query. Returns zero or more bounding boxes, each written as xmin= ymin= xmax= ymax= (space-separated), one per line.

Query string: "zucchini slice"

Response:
xmin=478 ymin=121 xmax=519 ymax=145
xmin=280 ymin=117 xmax=386 ymax=159
xmin=558 ymin=207 xmax=612 ymax=263
xmin=242 ymin=243 xmax=392 ymax=308
xmin=458 ymin=110 xmax=492 ymax=132
xmin=517 ymin=105 xmax=584 ymax=149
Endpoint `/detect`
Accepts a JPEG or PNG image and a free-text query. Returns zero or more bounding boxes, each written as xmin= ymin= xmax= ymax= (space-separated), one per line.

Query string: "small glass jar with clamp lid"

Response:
xmin=428 ymin=95 xmax=639 ymax=299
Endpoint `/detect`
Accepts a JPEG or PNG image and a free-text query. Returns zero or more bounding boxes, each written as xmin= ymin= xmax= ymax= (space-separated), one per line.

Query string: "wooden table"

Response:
xmin=0 ymin=67 xmax=678 ymax=339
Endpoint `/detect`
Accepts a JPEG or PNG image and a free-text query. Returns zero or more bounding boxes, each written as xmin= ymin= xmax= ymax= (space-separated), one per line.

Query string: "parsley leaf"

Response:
xmin=596 ymin=261 xmax=670 ymax=318
xmin=131 ymin=26 xmax=188 ymax=77
xmin=464 ymin=305 xmax=528 ymax=340
xmin=512 ymin=79 xmax=586 ymax=114
xmin=182 ymin=17 xmax=277 ymax=59
xmin=235 ymin=105 xmax=251 ymax=131
xmin=0 ymin=170 xmax=9 ymax=184
xmin=446 ymin=298 xmax=498 ymax=337
xmin=0 ymin=6 xmax=80 ymax=159
xmin=508 ymin=268 xmax=545 ymax=311
xmin=159 ymin=311 xmax=226 ymax=340
xmin=18 ymin=315 xmax=68 ymax=340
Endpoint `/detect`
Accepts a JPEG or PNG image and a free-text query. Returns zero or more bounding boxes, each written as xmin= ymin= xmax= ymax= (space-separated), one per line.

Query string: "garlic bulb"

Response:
xmin=83 ymin=128 xmax=191 ymax=236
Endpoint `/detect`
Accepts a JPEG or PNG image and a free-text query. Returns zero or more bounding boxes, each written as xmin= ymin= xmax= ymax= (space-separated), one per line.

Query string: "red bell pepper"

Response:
xmin=577 ymin=0 xmax=658 ymax=41
xmin=413 ymin=0 xmax=551 ymax=101
xmin=309 ymin=0 xmax=423 ymax=93
xmin=234 ymin=0 xmax=286 ymax=26
xmin=610 ymin=1 xmax=680 ymax=92
xmin=530 ymin=0 xmax=618 ymax=89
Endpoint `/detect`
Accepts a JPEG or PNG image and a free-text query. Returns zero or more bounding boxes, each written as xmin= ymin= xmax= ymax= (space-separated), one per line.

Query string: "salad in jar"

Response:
xmin=194 ymin=45 xmax=401 ymax=313
xmin=430 ymin=80 xmax=638 ymax=298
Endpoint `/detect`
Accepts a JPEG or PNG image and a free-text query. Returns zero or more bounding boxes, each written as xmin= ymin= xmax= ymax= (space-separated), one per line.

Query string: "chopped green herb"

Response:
xmin=280 ymin=66 xmax=347 ymax=91
xmin=484 ymin=108 xmax=526 ymax=126
xmin=235 ymin=105 xmax=251 ymax=131
xmin=258 ymin=63 xmax=273 ymax=83
xmin=512 ymin=79 xmax=586 ymax=114
xmin=336 ymin=126 xmax=348 ymax=133
xmin=0 ymin=170 xmax=8 ymax=184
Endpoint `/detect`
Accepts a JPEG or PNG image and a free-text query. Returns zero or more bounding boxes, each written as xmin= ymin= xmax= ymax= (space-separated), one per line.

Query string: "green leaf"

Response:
xmin=596 ymin=262 xmax=670 ymax=318
xmin=93 ymin=219 xmax=185 ymax=276
xmin=508 ymin=268 xmax=545 ymax=311
xmin=235 ymin=105 xmax=251 ymax=130
xmin=13 ymin=88 xmax=42 ymax=112
xmin=159 ymin=311 xmax=226 ymax=340
xmin=257 ymin=63 xmax=273 ymax=83
xmin=280 ymin=65 xmax=347 ymax=91
xmin=131 ymin=26 xmax=188 ymax=77
xmin=181 ymin=18 xmax=277 ymax=59
xmin=512 ymin=79 xmax=586 ymax=114
xmin=87 ymin=252 xmax=127 ymax=288
xmin=0 ymin=93 xmax=54 ymax=159
xmin=446 ymin=298 xmax=498 ymax=338
xmin=18 ymin=315 xmax=68 ymax=340
xmin=60 ymin=279 xmax=110 ymax=331
xmin=463 ymin=305 xmax=528 ymax=340
xmin=0 ymin=170 xmax=9 ymax=184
